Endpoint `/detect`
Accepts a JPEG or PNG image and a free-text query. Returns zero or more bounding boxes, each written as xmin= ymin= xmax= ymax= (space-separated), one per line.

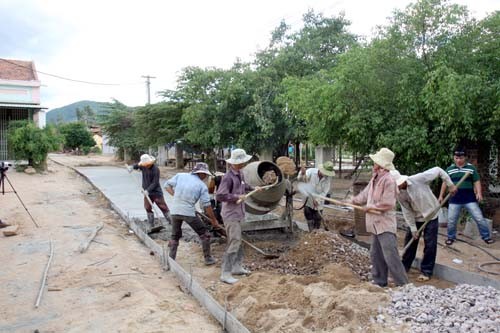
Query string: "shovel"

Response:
xmin=195 ymin=212 xmax=279 ymax=259
xmin=125 ymin=164 xmax=166 ymax=232
xmin=236 ymin=178 xmax=279 ymax=204
xmin=296 ymin=182 xmax=382 ymax=215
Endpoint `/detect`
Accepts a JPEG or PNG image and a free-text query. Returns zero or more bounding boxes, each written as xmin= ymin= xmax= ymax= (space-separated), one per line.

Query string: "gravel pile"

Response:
xmin=376 ymin=284 xmax=500 ymax=332
xmin=247 ymin=231 xmax=371 ymax=280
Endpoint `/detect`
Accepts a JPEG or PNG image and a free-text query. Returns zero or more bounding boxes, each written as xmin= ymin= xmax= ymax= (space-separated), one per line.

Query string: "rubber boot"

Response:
xmin=220 ymin=253 xmax=238 ymax=284
xmin=231 ymin=247 xmax=250 ymax=275
xmin=201 ymin=235 xmax=216 ymax=265
xmin=307 ymin=219 xmax=315 ymax=232
xmin=168 ymin=240 xmax=179 ymax=260
xmin=148 ymin=212 xmax=164 ymax=234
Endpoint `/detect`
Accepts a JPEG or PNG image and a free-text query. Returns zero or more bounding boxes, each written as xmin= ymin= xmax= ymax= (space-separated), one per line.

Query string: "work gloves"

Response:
xmin=127 ymin=165 xmax=133 ymax=173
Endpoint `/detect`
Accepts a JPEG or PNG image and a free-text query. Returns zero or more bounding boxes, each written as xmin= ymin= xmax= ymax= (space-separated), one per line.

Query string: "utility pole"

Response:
xmin=141 ymin=75 xmax=156 ymax=104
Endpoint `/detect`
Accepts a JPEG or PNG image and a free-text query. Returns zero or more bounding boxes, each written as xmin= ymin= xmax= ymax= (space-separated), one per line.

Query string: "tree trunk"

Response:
xmin=175 ymin=144 xmax=184 ymax=169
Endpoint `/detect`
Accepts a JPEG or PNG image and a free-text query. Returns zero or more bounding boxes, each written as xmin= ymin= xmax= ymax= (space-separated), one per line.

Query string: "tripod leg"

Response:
xmin=3 ymin=174 xmax=40 ymax=228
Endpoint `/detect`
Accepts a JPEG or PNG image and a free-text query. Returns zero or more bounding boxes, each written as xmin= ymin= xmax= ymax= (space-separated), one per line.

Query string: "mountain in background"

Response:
xmin=46 ymin=100 xmax=111 ymax=124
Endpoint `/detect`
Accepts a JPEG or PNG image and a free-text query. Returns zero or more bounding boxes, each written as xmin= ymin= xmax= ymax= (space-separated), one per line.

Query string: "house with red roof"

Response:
xmin=0 ymin=58 xmax=46 ymax=160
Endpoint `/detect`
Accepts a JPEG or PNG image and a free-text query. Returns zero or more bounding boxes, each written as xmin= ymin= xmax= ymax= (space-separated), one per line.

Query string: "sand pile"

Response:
xmin=216 ymin=264 xmax=392 ymax=333
xmin=247 ymin=231 xmax=371 ymax=281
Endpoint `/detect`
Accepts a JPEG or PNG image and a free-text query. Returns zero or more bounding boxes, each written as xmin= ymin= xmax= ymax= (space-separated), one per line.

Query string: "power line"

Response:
xmin=0 ymin=58 xmax=141 ymax=86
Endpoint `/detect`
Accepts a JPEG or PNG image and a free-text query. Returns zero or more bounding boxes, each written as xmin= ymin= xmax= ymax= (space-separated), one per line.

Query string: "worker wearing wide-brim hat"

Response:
xmin=164 ymin=162 xmax=223 ymax=266
xmin=297 ymin=160 xmax=335 ymax=231
xmin=129 ymin=154 xmax=171 ymax=233
xmin=350 ymin=148 xmax=408 ymax=287
xmin=216 ymin=148 xmax=261 ymax=284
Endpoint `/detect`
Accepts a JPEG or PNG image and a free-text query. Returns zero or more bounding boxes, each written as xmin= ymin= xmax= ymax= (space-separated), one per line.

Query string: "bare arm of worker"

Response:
xmin=297 ymin=164 xmax=307 ymax=181
xmin=474 ymin=180 xmax=483 ymax=202
xmin=165 ymin=186 xmax=174 ymax=196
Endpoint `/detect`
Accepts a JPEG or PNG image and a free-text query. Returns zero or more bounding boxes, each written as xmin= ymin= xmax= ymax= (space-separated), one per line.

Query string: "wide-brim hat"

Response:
xmin=226 ymin=148 xmax=252 ymax=165
xmin=369 ymin=148 xmax=395 ymax=171
xmin=390 ymin=170 xmax=408 ymax=186
xmin=318 ymin=161 xmax=335 ymax=177
xmin=138 ymin=154 xmax=156 ymax=166
xmin=192 ymin=162 xmax=213 ymax=176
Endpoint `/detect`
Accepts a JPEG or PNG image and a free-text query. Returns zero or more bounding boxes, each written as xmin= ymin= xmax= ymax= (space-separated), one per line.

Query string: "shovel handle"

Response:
xmin=314 ymin=195 xmax=382 ymax=215
xmin=236 ymin=179 xmax=279 ymax=204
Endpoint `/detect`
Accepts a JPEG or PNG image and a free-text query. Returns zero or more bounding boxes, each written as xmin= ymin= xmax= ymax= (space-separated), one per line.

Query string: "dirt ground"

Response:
xmin=0 ymin=156 xmax=220 ymax=332
xmin=4 ymin=153 xmax=497 ymax=333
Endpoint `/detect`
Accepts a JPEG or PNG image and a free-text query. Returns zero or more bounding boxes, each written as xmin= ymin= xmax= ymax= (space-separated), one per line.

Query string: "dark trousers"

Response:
xmin=144 ymin=195 xmax=169 ymax=214
xmin=304 ymin=206 xmax=322 ymax=229
xmin=171 ymin=215 xmax=209 ymax=241
xmin=402 ymin=218 xmax=438 ymax=277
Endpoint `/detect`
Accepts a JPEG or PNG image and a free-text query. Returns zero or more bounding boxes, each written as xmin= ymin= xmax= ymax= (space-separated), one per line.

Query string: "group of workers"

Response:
xmin=131 ymin=145 xmax=495 ymax=287
xmin=130 ymin=148 xmax=259 ymax=285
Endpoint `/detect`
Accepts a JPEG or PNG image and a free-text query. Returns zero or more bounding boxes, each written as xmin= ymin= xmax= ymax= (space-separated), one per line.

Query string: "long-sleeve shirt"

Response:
xmin=351 ymin=170 xmax=397 ymax=235
xmin=164 ymin=173 xmax=211 ymax=216
xmin=297 ymin=168 xmax=331 ymax=210
xmin=216 ymin=168 xmax=252 ymax=222
xmin=397 ymin=167 xmax=454 ymax=232
xmin=133 ymin=163 xmax=163 ymax=196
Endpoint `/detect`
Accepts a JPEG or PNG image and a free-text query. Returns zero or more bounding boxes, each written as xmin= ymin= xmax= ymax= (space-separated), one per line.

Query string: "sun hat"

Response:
xmin=226 ymin=148 xmax=252 ymax=165
xmin=192 ymin=162 xmax=213 ymax=176
xmin=390 ymin=170 xmax=408 ymax=186
xmin=369 ymin=148 xmax=395 ymax=171
xmin=318 ymin=161 xmax=335 ymax=177
xmin=138 ymin=154 xmax=156 ymax=166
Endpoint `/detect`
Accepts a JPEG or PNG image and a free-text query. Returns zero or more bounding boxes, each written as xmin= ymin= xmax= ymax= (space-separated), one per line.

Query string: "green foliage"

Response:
xmin=58 ymin=122 xmax=96 ymax=151
xmin=76 ymin=105 xmax=97 ymax=126
xmin=135 ymin=102 xmax=186 ymax=147
xmin=7 ymin=121 xmax=62 ymax=167
xmin=98 ymin=100 xmax=141 ymax=156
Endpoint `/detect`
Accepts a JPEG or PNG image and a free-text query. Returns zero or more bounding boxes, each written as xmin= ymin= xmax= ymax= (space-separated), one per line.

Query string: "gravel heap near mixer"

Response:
xmin=247 ymin=231 xmax=371 ymax=280
xmin=375 ymin=284 xmax=500 ymax=332
xmin=262 ymin=170 xmax=278 ymax=184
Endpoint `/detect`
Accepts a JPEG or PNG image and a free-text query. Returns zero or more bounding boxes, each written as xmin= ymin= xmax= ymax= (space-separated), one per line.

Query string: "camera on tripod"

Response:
xmin=0 ymin=161 xmax=12 ymax=173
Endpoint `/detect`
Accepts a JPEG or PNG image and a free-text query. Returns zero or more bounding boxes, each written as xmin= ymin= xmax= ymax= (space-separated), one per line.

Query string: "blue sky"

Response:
xmin=1 ymin=0 xmax=497 ymax=110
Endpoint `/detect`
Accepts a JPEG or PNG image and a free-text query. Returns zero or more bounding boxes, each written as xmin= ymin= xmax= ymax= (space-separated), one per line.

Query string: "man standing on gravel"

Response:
xmin=349 ymin=148 xmax=408 ymax=287
xmin=391 ymin=167 xmax=457 ymax=281
xmin=216 ymin=148 xmax=260 ymax=284
xmin=164 ymin=162 xmax=223 ymax=265
xmin=297 ymin=161 xmax=335 ymax=231
xmin=129 ymin=154 xmax=171 ymax=234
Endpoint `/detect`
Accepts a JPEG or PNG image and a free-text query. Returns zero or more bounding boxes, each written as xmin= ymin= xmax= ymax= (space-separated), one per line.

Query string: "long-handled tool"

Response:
xmin=400 ymin=172 xmax=469 ymax=256
xmin=195 ymin=212 xmax=279 ymax=259
xmin=297 ymin=182 xmax=382 ymax=215
xmin=125 ymin=164 xmax=166 ymax=229
xmin=236 ymin=178 xmax=279 ymax=204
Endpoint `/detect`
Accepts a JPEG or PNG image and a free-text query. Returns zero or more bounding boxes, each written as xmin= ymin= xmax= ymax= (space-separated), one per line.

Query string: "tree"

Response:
xmin=98 ymin=100 xmax=140 ymax=160
xmin=58 ymin=122 xmax=96 ymax=152
xmin=7 ymin=120 xmax=62 ymax=169
xmin=76 ymin=105 xmax=97 ymax=127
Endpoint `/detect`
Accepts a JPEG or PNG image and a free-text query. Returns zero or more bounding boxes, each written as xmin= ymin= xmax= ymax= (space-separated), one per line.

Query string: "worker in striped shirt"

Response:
xmin=438 ymin=147 xmax=494 ymax=245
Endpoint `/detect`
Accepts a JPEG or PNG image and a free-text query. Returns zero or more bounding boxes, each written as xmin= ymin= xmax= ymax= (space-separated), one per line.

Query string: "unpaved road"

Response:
xmin=0 ymin=158 xmax=219 ymax=332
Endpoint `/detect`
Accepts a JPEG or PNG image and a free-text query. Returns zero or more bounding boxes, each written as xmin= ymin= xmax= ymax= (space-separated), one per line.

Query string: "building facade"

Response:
xmin=0 ymin=59 xmax=46 ymax=160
